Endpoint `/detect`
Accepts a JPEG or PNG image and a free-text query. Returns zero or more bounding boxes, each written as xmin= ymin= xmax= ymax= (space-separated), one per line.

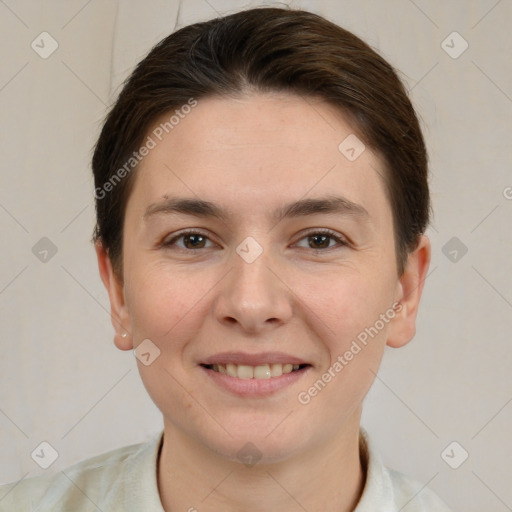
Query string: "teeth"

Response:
xmin=237 ymin=365 xmax=254 ymax=379
xmin=209 ymin=363 xmax=304 ymax=379
xmin=226 ymin=363 xmax=238 ymax=377
xmin=253 ymin=365 xmax=271 ymax=379
xmin=271 ymin=363 xmax=283 ymax=377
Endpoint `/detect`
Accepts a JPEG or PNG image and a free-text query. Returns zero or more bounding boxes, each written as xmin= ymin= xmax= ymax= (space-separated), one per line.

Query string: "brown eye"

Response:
xmin=182 ymin=234 xmax=207 ymax=249
xmin=295 ymin=229 xmax=348 ymax=251
xmin=162 ymin=231 xmax=215 ymax=250
xmin=308 ymin=233 xmax=331 ymax=249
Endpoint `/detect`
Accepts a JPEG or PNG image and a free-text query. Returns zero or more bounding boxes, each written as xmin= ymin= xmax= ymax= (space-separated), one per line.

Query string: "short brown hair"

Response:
xmin=92 ymin=6 xmax=430 ymax=278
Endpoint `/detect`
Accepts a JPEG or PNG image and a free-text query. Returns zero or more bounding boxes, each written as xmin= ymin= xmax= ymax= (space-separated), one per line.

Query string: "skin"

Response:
xmin=96 ymin=91 xmax=430 ymax=512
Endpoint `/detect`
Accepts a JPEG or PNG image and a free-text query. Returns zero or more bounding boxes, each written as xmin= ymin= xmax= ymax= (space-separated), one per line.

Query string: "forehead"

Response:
xmin=147 ymin=92 xmax=360 ymax=158
xmin=127 ymin=92 xmax=391 ymax=226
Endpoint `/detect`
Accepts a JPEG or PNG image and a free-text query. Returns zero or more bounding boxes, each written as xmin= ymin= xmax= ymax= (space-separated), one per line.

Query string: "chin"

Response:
xmin=194 ymin=414 xmax=307 ymax=465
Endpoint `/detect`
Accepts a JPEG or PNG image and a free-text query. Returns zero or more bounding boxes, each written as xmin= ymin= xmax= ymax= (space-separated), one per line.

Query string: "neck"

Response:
xmin=157 ymin=413 xmax=366 ymax=512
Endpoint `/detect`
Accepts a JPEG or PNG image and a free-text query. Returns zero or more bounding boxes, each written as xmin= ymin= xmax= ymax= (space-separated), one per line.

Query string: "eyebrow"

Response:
xmin=143 ymin=195 xmax=369 ymax=223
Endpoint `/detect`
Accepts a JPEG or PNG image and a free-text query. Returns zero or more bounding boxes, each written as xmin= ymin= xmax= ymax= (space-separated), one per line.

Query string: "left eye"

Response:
xmin=295 ymin=230 xmax=348 ymax=250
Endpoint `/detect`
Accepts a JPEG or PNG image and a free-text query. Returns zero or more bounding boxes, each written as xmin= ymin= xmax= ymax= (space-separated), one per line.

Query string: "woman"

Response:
xmin=0 ymin=6 xmax=452 ymax=511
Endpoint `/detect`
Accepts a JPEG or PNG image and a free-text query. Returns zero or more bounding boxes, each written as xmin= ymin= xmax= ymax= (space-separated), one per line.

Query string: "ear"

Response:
xmin=95 ymin=239 xmax=133 ymax=351
xmin=386 ymin=235 xmax=431 ymax=348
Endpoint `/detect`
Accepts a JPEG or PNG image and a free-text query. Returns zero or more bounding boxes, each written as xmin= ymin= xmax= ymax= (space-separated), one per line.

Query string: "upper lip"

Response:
xmin=200 ymin=352 xmax=310 ymax=366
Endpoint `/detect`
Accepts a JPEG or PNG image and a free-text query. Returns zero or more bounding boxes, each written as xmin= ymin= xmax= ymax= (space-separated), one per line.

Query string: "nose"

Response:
xmin=212 ymin=241 xmax=294 ymax=334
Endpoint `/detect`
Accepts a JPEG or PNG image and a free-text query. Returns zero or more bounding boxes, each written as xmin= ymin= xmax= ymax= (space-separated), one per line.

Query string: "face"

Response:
xmin=97 ymin=92 xmax=430 ymax=463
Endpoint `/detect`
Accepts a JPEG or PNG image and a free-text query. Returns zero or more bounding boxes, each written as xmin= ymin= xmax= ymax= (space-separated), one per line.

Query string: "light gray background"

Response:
xmin=1 ymin=1 xmax=511 ymax=510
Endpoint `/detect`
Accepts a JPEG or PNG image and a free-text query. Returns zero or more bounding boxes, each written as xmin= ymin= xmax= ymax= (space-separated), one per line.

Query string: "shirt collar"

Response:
xmin=354 ymin=426 xmax=397 ymax=511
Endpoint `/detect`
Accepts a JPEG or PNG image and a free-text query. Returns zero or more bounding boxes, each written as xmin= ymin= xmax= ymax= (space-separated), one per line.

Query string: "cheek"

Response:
xmin=295 ymin=273 xmax=394 ymax=419
xmin=123 ymin=264 xmax=206 ymax=417
xmin=301 ymin=267 xmax=395 ymax=345
xmin=124 ymin=262 xmax=198 ymax=341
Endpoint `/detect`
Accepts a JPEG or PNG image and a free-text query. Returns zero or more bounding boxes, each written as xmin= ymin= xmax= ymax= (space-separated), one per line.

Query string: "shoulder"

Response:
xmin=0 ymin=433 xmax=163 ymax=512
xmin=386 ymin=467 xmax=453 ymax=512
xmin=356 ymin=428 xmax=454 ymax=512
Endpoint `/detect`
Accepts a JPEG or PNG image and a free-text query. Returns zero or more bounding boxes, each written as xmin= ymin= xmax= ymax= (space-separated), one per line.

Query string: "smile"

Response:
xmin=202 ymin=363 xmax=309 ymax=380
xmin=199 ymin=362 xmax=312 ymax=397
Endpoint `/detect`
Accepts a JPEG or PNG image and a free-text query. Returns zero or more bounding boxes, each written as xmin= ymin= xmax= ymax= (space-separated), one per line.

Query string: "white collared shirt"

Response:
xmin=0 ymin=428 xmax=453 ymax=511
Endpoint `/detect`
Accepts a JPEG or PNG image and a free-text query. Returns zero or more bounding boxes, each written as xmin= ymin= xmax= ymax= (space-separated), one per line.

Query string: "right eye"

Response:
xmin=161 ymin=230 xmax=218 ymax=251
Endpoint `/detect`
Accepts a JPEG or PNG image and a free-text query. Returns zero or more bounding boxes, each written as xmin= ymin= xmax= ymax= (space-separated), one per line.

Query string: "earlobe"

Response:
xmin=386 ymin=235 xmax=431 ymax=349
xmin=94 ymin=240 xmax=133 ymax=351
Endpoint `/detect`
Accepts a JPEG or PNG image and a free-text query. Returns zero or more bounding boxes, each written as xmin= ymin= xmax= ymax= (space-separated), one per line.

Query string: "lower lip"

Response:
xmin=199 ymin=365 xmax=311 ymax=397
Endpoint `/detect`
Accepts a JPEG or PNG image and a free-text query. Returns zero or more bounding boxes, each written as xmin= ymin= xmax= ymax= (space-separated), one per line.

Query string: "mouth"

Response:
xmin=200 ymin=363 xmax=311 ymax=380
xmin=198 ymin=352 xmax=313 ymax=396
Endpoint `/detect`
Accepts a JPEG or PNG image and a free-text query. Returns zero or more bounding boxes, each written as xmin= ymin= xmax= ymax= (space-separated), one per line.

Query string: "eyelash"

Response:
xmin=161 ymin=228 xmax=349 ymax=253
